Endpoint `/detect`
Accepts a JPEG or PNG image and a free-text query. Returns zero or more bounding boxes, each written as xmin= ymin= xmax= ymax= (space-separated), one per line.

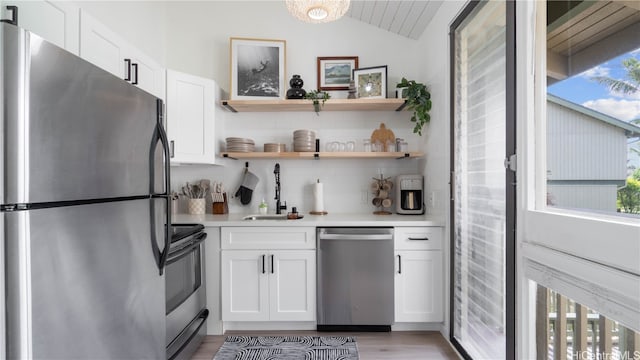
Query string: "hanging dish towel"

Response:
xmin=235 ymin=170 xmax=259 ymax=205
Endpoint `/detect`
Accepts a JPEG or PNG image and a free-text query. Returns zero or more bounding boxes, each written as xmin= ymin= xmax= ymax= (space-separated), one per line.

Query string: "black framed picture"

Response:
xmin=230 ymin=37 xmax=286 ymax=99
xmin=353 ymin=65 xmax=387 ymax=99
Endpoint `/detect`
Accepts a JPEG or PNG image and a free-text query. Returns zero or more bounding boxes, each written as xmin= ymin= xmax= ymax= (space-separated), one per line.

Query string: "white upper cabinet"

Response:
xmin=1 ymin=1 xmax=79 ymax=54
xmin=166 ymin=70 xmax=217 ymax=165
xmin=79 ymin=10 xmax=164 ymax=99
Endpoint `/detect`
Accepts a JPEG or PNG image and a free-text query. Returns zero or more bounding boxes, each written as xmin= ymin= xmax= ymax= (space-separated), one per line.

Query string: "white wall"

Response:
xmin=162 ymin=1 xmax=442 ymax=215
xmin=69 ymin=1 xmax=457 ymax=215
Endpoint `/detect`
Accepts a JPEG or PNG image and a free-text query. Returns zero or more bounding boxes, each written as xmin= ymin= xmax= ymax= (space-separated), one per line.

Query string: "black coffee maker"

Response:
xmin=395 ymin=175 xmax=424 ymax=214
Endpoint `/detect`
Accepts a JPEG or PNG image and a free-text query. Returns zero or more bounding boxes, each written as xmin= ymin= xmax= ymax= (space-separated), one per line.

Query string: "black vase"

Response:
xmin=290 ymin=74 xmax=304 ymax=88
xmin=286 ymin=75 xmax=306 ymax=99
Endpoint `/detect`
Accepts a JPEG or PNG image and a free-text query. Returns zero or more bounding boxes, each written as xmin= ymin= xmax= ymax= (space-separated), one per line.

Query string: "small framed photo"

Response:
xmin=317 ymin=56 xmax=359 ymax=91
xmin=230 ymin=37 xmax=286 ymax=100
xmin=353 ymin=65 xmax=387 ymax=99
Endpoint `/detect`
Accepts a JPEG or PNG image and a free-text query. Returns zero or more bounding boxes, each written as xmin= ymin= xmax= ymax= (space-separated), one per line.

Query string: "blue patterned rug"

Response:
xmin=213 ymin=335 xmax=359 ymax=360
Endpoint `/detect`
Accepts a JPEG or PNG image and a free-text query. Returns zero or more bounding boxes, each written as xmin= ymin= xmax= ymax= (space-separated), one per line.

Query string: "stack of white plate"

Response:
xmin=264 ymin=143 xmax=287 ymax=152
xmin=225 ymin=137 xmax=255 ymax=152
xmin=293 ymin=129 xmax=316 ymax=152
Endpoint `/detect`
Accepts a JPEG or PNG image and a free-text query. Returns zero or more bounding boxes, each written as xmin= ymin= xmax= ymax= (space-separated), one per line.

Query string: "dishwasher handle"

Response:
xmin=318 ymin=233 xmax=393 ymax=241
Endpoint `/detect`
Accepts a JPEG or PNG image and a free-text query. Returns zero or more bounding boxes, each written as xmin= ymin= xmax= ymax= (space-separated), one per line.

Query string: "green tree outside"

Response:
xmin=617 ymin=169 xmax=640 ymax=214
xmin=590 ymin=57 xmax=640 ymax=213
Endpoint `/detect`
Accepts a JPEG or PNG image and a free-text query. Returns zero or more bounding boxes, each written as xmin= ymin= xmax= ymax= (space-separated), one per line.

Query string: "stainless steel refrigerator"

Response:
xmin=1 ymin=23 xmax=171 ymax=359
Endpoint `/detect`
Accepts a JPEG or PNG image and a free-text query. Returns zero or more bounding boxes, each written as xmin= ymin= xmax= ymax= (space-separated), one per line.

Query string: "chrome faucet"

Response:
xmin=274 ymin=163 xmax=287 ymax=214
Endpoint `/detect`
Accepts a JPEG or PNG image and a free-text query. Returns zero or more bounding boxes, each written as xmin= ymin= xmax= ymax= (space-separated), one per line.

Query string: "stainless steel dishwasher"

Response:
xmin=317 ymin=227 xmax=394 ymax=331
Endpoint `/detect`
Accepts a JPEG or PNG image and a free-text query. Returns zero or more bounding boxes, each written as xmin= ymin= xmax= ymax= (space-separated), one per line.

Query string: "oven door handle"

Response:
xmin=166 ymin=232 xmax=207 ymax=265
xmin=167 ymin=309 xmax=209 ymax=360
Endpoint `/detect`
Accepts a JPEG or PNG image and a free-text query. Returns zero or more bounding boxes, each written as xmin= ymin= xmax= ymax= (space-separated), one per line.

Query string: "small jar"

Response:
xmin=386 ymin=140 xmax=396 ymax=152
xmin=363 ymin=139 xmax=371 ymax=152
xmin=287 ymin=206 xmax=299 ymax=219
xmin=258 ymin=199 xmax=268 ymax=214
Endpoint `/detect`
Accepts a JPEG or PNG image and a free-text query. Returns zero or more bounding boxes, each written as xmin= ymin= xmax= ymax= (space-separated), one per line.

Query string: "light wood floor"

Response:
xmin=191 ymin=331 xmax=460 ymax=360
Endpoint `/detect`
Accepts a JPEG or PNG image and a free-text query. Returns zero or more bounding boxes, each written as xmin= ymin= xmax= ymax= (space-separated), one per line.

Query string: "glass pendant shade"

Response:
xmin=285 ymin=0 xmax=350 ymax=24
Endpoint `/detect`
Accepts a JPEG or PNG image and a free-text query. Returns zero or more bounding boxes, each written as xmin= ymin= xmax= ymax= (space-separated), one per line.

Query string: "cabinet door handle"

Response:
xmin=169 ymin=140 xmax=175 ymax=158
xmin=408 ymin=237 xmax=429 ymax=241
xmin=261 ymin=254 xmax=266 ymax=274
xmin=270 ymin=254 xmax=274 ymax=274
xmin=131 ymin=63 xmax=139 ymax=85
xmin=0 ymin=5 xmax=18 ymax=25
xmin=124 ymin=59 xmax=132 ymax=81
xmin=397 ymin=254 xmax=402 ymax=274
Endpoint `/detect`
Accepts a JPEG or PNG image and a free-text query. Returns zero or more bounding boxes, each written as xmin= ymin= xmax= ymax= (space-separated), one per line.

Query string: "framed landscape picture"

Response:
xmin=230 ymin=37 xmax=286 ymax=100
xmin=317 ymin=56 xmax=359 ymax=91
xmin=353 ymin=65 xmax=387 ymax=99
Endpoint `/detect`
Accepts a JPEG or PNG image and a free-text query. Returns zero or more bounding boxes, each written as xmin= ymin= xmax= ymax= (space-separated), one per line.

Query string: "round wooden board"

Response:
xmin=370 ymin=123 xmax=396 ymax=152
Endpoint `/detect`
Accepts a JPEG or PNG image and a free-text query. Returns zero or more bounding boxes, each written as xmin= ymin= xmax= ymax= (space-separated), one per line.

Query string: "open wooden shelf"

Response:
xmin=221 ymin=151 xmax=423 ymax=160
xmin=221 ymin=98 xmax=407 ymax=112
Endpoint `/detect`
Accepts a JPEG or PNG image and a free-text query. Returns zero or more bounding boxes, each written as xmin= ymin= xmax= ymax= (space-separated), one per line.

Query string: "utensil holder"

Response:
xmin=212 ymin=193 xmax=228 ymax=214
xmin=187 ymin=198 xmax=206 ymax=215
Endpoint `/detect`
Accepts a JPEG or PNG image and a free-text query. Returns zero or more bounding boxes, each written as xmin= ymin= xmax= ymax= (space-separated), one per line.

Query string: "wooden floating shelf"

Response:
xmin=221 ymin=98 xmax=407 ymax=113
xmin=221 ymin=151 xmax=424 ymax=160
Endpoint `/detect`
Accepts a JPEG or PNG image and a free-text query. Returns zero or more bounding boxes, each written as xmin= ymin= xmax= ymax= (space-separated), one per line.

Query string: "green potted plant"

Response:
xmin=396 ymin=78 xmax=432 ymax=135
xmin=304 ymin=90 xmax=330 ymax=115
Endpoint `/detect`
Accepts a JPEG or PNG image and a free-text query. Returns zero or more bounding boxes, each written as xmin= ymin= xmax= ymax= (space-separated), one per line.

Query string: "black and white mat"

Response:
xmin=213 ymin=335 xmax=359 ymax=360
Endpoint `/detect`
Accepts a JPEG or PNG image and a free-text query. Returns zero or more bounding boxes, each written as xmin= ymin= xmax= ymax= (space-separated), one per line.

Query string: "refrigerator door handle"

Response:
xmin=151 ymin=99 xmax=171 ymax=275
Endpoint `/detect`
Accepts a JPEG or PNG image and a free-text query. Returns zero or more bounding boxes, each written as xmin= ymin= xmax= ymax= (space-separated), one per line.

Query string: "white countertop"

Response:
xmin=172 ymin=212 xmax=445 ymax=227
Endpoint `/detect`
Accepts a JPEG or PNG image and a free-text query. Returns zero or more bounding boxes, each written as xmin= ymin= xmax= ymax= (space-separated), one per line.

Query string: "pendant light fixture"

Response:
xmin=285 ymin=0 xmax=351 ymax=24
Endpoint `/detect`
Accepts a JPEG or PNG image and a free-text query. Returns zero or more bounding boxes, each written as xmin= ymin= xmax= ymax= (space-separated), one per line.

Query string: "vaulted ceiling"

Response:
xmin=345 ymin=1 xmax=443 ymax=40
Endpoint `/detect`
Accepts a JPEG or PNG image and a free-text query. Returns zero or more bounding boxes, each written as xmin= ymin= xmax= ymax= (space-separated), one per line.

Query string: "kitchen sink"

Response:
xmin=242 ymin=214 xmax=288 ymax=221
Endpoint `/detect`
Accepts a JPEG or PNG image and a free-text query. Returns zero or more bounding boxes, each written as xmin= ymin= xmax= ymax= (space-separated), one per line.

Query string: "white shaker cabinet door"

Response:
xmin=128 ymin=47 xmax=165 ymax=99
xmin=394 ymin=250 xmax=444 ymax=322
xmin=1 ymin=1 xmax=79 ymax=54
xmin=79 ymin=10 xmax=127 ymax=79
xmin=166 ymin=70 xmax=216 ymax=165
xmin=79 ymin=10 xmax=164 ymax=99
xmin=221 ymin=250 xmax=269 ymax=321
xmin=269 ymin=250 xmax=316 ymax=321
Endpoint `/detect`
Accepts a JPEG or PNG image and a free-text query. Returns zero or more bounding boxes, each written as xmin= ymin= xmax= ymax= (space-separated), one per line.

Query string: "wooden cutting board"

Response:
xmin=371 ymin=123 xmax=396 ymax=152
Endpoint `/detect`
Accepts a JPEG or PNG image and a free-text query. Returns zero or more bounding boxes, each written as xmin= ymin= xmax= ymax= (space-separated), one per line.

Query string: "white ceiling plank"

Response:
xmin=399 ymin=1 xmax=428 ymax=38
xmin=346 ymin=0 xmax=444 ymax=40
xmin=360 ymin=2 xmax=376 ymax=23
xmin=408 ymin=1 xmax=442 ymax=39
xmin=347 ymin=1 xmax=366 ymax=20
xmin=388 ymin=1 xmax=414 ymax=34
xmin=370 ymin=1 xmax=389 ymax=27
xmin=378 ymin=1 xmax=401 ymax=31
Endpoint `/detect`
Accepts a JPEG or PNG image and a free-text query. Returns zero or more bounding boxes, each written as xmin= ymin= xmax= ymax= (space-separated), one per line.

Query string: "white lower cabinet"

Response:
xmin=395 ymin=250 xmax=443 ymax=322
xmin=394 ymin=227 xmax=444 ymax=323
xmin=220 ymin=227 xmax=316 ymax=322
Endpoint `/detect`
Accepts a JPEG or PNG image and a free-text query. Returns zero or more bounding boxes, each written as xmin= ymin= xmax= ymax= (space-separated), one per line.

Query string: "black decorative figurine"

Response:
xmin=286 ymin=75 xmax=306 ymax=99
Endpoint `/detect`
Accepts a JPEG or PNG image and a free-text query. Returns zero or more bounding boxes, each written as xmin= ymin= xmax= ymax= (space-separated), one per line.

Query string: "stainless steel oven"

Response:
xmin=166 ymin=224 xmax=208 ymax=360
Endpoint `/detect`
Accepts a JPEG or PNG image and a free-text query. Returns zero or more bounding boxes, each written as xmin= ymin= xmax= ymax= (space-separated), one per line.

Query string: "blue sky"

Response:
xmin=547 ymin=48 xmax=640 ymax=122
